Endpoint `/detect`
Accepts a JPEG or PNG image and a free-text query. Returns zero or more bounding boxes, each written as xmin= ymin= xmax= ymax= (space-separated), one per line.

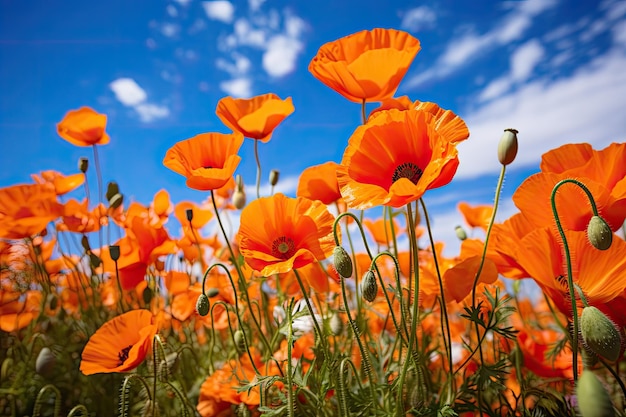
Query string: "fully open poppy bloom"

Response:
xmin=238 ymin=193 xmax=336 ymax=276
xmin=80 ymin=309 xmax=158 ymax=375
xmin=215 ymin=93 xmax=294 ymax=143
xmin=57 ymin=107 xmax=110 ymax=147
xmin=337 ymin=109 xmax=466 ymax=209
xmin=163 ymin=132 xmax=244 ymax=191
xmin=514 ymin=142 xmax=626 ymax=231
xmin=296 ymin=161 xmax=342 ymax=205
xmin=309 ymin=28 xmax=421 ymax=102
xmin=57 ymin=199 xmax=106 ymax=233
xmin=0 ymin=184 xmax=64 ymax=239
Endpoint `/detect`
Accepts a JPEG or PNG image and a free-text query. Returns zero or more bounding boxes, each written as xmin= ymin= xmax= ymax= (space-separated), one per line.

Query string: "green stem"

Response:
xmin=254 ymin=139 xmax=262 ymax=199
xmin=361 ymin=98 xmax=367 ymax=124
xmin=550 ymin=178 xmax=600 ymax=381
xmin=293 ymin=269 xmax=327 ymax=354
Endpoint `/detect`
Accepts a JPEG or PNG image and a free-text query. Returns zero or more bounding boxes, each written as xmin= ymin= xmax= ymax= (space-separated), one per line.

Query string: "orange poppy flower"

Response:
xmin=362 ymin=217 xmax=405 ymax=246
xmin=0 ymin=289 xmax=41 ymax=332
xmin=458 ymin=202 xmax=493 ymax=231
xmin=513 ymin=227 xmax=626 ymax=320
xmin=31 ymin=170 xmax=85 ymax=196
xmin=514 ymin=142 xmax=626 ymax=231
xmin=0 ymin=184 xmax=64 ymax=239
xmin=57 ymin=107 xmax=110 ymax=147
xmin=238 ymin=193 xmax=336 ymax=276
xmin=296 ymin=161 xmax=342 ymax=205
xmin=163 ymin=132 xmax=244 ymax=191
xmin=215 ymin=93 xmax=294 ymax=143
xmin=337 ymin=109 xmax=465 ymax=209
xmin=174 ymin=201 xmax=214 ymax=229
xmin=309 ymin=28 xmax=421 ymax=103
xmin=57 ymin=199 xmax=106 ymax=233
xmin=80 ymin=309 xmax=158 ymax=375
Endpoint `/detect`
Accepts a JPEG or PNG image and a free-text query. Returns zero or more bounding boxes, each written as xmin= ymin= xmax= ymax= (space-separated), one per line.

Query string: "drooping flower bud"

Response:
xmin=497 ymin=128 xmax=518 ymax=166
xmin=333 ymin=246 xmax=353 ymax=278
xmin=587 ymin=215 xmax=613 ymax=251
xmin=234 ymin=330 xmax=246 ymax=353
xmin=576 ymin=370 xmax=615 ymax=417
xmin=35 ymin=347 xmax=56 ymax=378
xmin=580 ymin=306 xmax=621 ymax=362
xmin=361 ymin=270 xmax=378 ymax=303
xmin=196 ymin=294 xmax=210 ymax=316
xmin=455 ymin=225 xmax=467 ymax=241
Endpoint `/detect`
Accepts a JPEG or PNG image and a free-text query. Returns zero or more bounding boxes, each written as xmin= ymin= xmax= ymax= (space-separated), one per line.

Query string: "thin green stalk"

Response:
xmin=254 ymin=139 xmax=262 ymax=199
xmin=292 ymin=269 xmax=327 ymax=353
xmin=550 ymin=178 xmax=601 ymax=381
xmin=361 ymin=98 xmax=367 ymax=124
xmin=286 ymin=298 xmax=296 ymax=417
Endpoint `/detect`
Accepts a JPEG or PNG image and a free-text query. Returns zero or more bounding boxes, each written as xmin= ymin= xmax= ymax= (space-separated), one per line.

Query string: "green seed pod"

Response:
xmin=269 ymin=169 xmax=280 ymax=186
xmin=109 ymin=245 xmax=121 ymax=261
xmin=78 ymin=157 xmax=89 ymax=173
xmin=196 ymin=294 xmax=210 ymax=316
xmin=105 ymin=181 xmax=120 ymax=201
xmin=330 ymin=312 xmax=344 ymax=336
xmin=35 ymin=347 xmax=56 ymax=378
xmin=576 ymin=370 xmax=615 ymax=417
xmin=497 ymin=128 xmax=518 ymax=166
xmin=234 ymin=330 xmax=246 ymax=353
xmin=333 ymin=246 xmax=353 ymax=278
xmin=361 ymin=270 xmax=378 ymax=303
xmin=185 ymin=208 xmax=194 ymax=222
xmin=80 ymin=235 xmax=91 ymax=252
xmin=454 ymin=225 xmax=467 ymax=241
xmin=108 ymin=193 xmax=124 ymax=209
xmin=580 ymin=306 xmax=621 ymax=362
xmin=587 ymin=215 xmax=613 ymax=251
xmin=233 ymin=189 xmax=246 ymax=210
xmin=142 ymin=286 xmax=153 ymax=305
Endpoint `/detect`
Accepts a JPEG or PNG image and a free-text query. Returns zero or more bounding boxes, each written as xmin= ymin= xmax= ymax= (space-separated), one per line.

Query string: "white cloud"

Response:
xmin=510 ymin=39 xmax=544 ymax=81
xmin=161 ymin=23 xmax=179 ymax=38
xmin=406 ymin=0 xmax=558 ymax=89
xmin=457 ymin=48 xmax=626 ymax=180
xmin=613 ymin=20 xmax=626 ymax=46
xmin=401 ymin=6 xmax=436 ymax=32
xmin=135 ymin=103 xmax=170 ymax=122
xmin=173 ymin=0 xmax=191 ymax=5
xmin=109 ymin=78 xmax=147 ymax=106
xmin=263 ymin=35 xmax=302 ymax=77
xmin=478 ymin=77 xmax=512 ymax=102
xmin=109 ymin=78 xmax=169 ymax=122
xmin=202 ymin=1 xmax=235 ymax=24
xmin=219 ymin=77 xmax=252 ymax=97
xmin=166 ymin=5 xmax=178 ymax=18
xmin=248 ymin=0 xmax=266 ymax=12
xmin=233 ymin=18 xmax=267 ymax=47
xmin=216 ymin=53 xmax=251 ymax=76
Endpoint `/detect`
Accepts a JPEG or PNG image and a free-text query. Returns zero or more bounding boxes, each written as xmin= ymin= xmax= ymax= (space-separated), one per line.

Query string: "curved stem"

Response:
xmin=550 ymin=178 xmax=600 ymax=381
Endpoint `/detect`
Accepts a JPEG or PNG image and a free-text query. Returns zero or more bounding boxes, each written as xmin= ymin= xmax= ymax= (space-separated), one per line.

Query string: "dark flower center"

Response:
xmin=271 ymin=236 xmax=296 ymax=260
xmin=392 ymin=162 xmax=423 ymax=185
xmin=118 ymin=345 xmax=133 ymax=366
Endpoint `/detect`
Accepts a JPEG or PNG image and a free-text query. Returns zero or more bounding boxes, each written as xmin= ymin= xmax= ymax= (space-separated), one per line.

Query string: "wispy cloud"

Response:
xmin=220 ymin=77 xmax=252 ymax=97
xmin=109 ymin=78 xmax=170 ymax=122
xmin=406 ymin=0 xmax=558 ymax=89
xmin=400 ymin=6 xmax=436 ymax=32
xmin=202 ymin=1 xmax=235 ymax=24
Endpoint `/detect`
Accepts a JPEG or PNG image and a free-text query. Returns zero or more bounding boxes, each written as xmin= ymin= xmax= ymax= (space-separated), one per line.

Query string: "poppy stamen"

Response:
xmin=271 ymin=236 xmax=296 ymax=259
xmin=117 ymin=345 xmax=132 ymax=366
xmin=392 ymin=162 xmax=423 ymax=185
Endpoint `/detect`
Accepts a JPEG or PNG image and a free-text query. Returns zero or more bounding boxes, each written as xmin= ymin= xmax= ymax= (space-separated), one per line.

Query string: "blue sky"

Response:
xmin=1 ymin=0 xmax=625 ymax=255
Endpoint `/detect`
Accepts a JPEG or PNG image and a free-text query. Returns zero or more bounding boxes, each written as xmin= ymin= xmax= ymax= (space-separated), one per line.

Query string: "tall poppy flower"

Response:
xmin=309 ymin=28 xmax=421 ymax=103
xmin=337 ymin=109 xmax=466 ymax=209
xmin=458 ymin=202 xmax=493 ymax=231
xmin=215 ymin=93 xmax=294 ymax=143
xmin=80 ymin=309 xmax=158 ymax=375
xmin=57 ymin=107 xmax=110 ymax=147
xmin=0 ymin=184 xmax=64 ymax=239
xmin=163 ymin=132 xmax=244 ymax=191
xmin=238 ymin=193 xmax=336 ymax=276
xmin=296 ymin=161 xmax=342 ymax=205
xmin=31 ymin=170 xmax=85 ymax=196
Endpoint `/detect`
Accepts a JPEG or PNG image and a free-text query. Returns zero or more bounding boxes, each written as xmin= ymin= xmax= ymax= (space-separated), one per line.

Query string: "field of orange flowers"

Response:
xmin=1 ymin=28 xmax=626 ymax=417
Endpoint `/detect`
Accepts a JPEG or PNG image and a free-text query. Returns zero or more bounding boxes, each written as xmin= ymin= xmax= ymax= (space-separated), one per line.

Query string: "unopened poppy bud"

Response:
xmin=580 ymin=306 xmax=621 ymax=362
xmin=236 ymin=403 xmax=251 ymax=417
xmin=89 ymin=253 xmax=101 ymax=268
xmin=109 ymin=245 xmax=120 ymax=261
xmin=269 ymin=169 xmax=280 ymax=186
xmin=35 ymin=347 xmax=56 ymax=378
xmin=497 ymin=128 xmax=518 ymax=166
xmin=142 ymin=286 xmax=153 ymax=304
xmin=361 ymin=270 xmax=378 ymax=303
xmin=330 ymin=312 xmax=343 ymax=335
xmin=455 ymin=225 xmax=467 ymax=241
xmin=109 ymin=193 xmax=124 ymax=209
xmin=333 ymin=246 xmax=353 ymax=278
xmin=233 ymin=189 xmax=246 ymax=209
xmin=106 ymin=181 xmax=120 ymax=201
xmin=206 ymin=287 xmax=220 ymax=298
xmin=78 ymin=157 xmax=89 ymax=173
xmin=81 ymin=235 xmax=91 ymax=252
xmin=185 ymin=208 xmax=194 ymax=222
xmin=576 ymin=370 xmax=614 ymax=417
xmin=196 ymin=294 xmax=210 ymax=316
xmin=234 ymin=329 xmax=246 ymax=353
xmin=587 ymin=215 xmax=612 ymax=251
